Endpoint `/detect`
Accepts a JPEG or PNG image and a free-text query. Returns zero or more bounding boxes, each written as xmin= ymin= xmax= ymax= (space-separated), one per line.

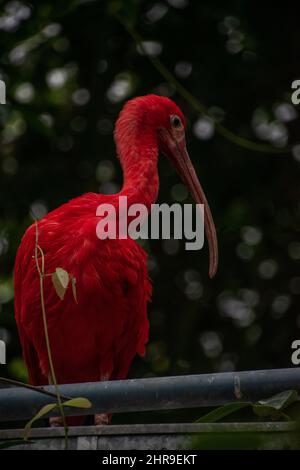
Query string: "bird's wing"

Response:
xmin=106 ymin=240 xmax=152 ymax=379
xmin=13 ymin=215 xmax=152 ymax=385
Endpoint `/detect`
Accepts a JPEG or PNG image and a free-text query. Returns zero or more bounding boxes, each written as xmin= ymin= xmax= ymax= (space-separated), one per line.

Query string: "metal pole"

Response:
xmin=0 ymin=368 xmax=300 ymax=422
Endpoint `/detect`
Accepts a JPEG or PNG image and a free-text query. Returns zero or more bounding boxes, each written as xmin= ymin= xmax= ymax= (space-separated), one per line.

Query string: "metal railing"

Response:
xmin=0 ymin=368 xmax=300 ymax=422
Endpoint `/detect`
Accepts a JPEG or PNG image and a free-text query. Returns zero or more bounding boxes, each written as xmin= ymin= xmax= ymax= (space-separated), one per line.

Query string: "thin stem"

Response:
xmin=116 ymin=14 xmax=294 ymax=155
xmin=0 ymin=377 xmax=71 ymax=401
xmin=34 ymin=221 xmax=69 ymax=449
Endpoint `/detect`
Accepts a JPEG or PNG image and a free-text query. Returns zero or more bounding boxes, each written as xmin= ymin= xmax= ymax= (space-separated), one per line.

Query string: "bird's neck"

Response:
xmin=119 ymin=136 xmax=159 ymax=211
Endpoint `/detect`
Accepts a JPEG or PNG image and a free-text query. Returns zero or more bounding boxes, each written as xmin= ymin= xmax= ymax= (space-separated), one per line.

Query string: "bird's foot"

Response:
xmin=49 ymin=416 xmax=63 ymax=427
xmin=94 ymin=413 xmax=111 ymax=425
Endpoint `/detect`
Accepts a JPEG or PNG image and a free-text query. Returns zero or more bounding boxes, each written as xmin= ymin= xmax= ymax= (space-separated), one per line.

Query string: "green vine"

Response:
xmin=33 ymin=221 xmax=69 ymax=448
xmin=115 ymin=13 xmax=294 ymax=155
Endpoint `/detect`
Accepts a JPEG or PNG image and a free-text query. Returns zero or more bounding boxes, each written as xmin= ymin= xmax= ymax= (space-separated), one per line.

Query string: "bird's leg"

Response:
xmin=94 ymin=413 xmax=112 ymax=425
xmin=94 ymin=372 xmax=112 ymax=426
xmin=48 ymin=374 xmax=63 ymax=427
xmin=49 ymin=416 xmax=63 ymax=427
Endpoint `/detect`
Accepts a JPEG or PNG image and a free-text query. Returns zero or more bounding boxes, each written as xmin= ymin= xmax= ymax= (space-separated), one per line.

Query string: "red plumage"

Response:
xmin=14 ymin=95 xmax=218 ymax=425
xmin=14 ymin=193 xmax=151 ymax=385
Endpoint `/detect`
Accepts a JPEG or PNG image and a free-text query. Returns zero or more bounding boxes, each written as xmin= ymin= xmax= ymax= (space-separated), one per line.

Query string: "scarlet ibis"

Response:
xmin=14 ymin=94 xmax=218 ymax=425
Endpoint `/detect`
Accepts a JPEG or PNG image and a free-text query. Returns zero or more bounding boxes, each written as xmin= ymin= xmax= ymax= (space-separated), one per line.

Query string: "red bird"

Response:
xmin=14 ymin=95 xmax=218 ymax=426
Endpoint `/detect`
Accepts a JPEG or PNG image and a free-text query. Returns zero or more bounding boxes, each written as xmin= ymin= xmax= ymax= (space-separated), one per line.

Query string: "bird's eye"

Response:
xmin=171 ymin=115 xmax=182 ymax=129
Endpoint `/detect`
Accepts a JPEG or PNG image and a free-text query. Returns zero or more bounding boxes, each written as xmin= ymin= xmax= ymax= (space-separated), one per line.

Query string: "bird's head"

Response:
xmin=115 ymin=94 xmax=218 ymax=278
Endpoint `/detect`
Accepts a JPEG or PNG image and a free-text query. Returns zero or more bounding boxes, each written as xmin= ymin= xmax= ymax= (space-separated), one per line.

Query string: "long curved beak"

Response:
xmin=160 ymin=131 xmax=218 ymax=278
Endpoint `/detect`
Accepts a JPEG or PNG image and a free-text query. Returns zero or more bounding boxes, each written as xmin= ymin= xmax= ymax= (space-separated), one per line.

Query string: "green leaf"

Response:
xmin=51 ymin=267 xmax=70 ymax=300
xmin=24 ymin=403 xmax=58 ymax=440
xmin=253 ymin=390 xmax=298 ymax=420
xmin=195 ymin=391 xmax=299 ymax=424
xmin=62 ymin=397 xmax=92 ymax=409
xmin=256 ymin=390 xmax=298 ymax=410
xmin=23 ymin=397 xmax=91 ymax=441
xmin=196 ymin=402 xmax=251 ymax=423
xmin=252 ymin=406 xmax=290 ymax=420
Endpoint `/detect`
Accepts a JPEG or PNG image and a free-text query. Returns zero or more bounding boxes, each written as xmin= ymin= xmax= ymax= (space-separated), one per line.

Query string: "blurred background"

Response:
xmin=0 ymin=0 xmax=300 ymax=424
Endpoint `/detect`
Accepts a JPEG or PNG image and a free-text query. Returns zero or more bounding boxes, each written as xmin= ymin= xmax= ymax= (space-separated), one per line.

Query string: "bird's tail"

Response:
xmin=20 ymin=332 xmax=47 ymax=386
